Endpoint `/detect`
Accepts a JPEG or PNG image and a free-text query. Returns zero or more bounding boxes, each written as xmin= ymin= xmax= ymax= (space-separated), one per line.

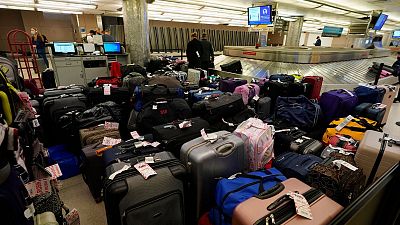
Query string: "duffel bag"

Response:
xmin=234 ymin=118 xmax=274 ymax=171
xmin=133 ymin=84 xmax=184 ymax=111
xmin=75 ymin=101 xmax=122 ymax=129
xmin=274 ymin=152 xmax=322 ymax=180
xmin=233 ymin=84 xmax=260 ymax=105
xmin=147 ymin=75 xmax=182 ymax=88
xmin=322 ymin=116 xmax=381 ymax=144
xmin=219 ymin=78 xmax=247 ymax=93
xmin=95 ymin=77 xmax=121 ymax=87
xmin=319 ymin=89 xmax=358 ymax=124
xmin=269 ymin=74 xmax=295 ymax=83
xmin=354 ymin=103 xmax=386 ymax=125
xmin=209 ymin=169 xmax=286 ymax=225
xmin=122 ymin=72 xmax=146 ymax=91
xmin=354 ymin=85 xmax=385 ymax=104
xmin=307 ymin=152 xmax=365 ymax=206
xmin=275 ymin=95 xmax=321 ymax=130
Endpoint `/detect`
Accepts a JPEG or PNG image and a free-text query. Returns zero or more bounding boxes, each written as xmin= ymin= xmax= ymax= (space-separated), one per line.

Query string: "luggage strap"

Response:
xmin=366 ymin=133 xmax=389 ymax=186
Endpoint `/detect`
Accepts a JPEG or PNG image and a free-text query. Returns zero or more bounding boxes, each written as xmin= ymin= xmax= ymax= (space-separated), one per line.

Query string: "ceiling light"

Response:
xmin=199 ymin=21 xmax=221 ymax=25
xmin=228 ymin=24 xmax=247 ymax=27
xmin=346 ymin=12 xmax=366 ymax=18
xmin=291 ymin=0 xmax=322 ymax=9
xmin=317 ymin=5 xmax=348 ymax=15
xmin=149 ymin=17 xmax=172 ymax=22
xmin=282 ymin=17 xmax=297 ymax=22
xmin=163 ymin=13 xmax=200 ymax=20
xmin=201 ymin=6 xmax=245 ymax=15
xmin=172 ymin=19 xmax=200 ymax=23
xmin=38 ymin=1 xmax=96 ymax=9
xmin=152 ymin=1 xmax=202 ymax=10
xmin=37 ymin=8 xmax=82 ymax=14
xmin=0 ymin=5 xmax=34 ymax=10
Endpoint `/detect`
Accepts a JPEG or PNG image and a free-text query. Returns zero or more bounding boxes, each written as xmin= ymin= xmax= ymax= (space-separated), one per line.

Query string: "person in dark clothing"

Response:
xmin=200 ymin=33 xmax=214 ymax=70
xmin=30 ymin=27 xmax=48 ymax=68
xmin=186 ymin=32 xmax=203 ymax=69
xmin=315 ymin=36 xmax=322 ymax=46
xmin=392 ymin=53 xmax=400 ymax=103
xmin=102 ymin=30 xmax=115 ymax=42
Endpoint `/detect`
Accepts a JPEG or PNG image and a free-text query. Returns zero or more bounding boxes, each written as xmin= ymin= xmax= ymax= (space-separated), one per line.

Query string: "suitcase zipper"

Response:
xmin=253 ymin=188 xmax=323 ymax=225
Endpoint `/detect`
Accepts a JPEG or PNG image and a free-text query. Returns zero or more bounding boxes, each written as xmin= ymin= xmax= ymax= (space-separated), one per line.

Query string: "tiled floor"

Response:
xmin=59 ymin=100 xmax=400 ymax=225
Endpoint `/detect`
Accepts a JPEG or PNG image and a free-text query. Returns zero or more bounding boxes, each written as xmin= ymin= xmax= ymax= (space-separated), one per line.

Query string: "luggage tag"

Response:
xmin=104 ymin=121 xmax=119 ymax=129
xmin=333 ymin=160 xmax=358 ymax=171
xmin=253 ymin=95 xmax=260 ymax=101
xmin=104 ymin=84 xmax=111 ymax=96
xmin=25 ymin=178 xmax=52 ymax=198
xmin=201 ymin=129 xmax=218 ymax=143
xmin=32 ymin=119 xmax=40 ymax=128
xmin=288 ymin=192 xmax=313 ymax=220
xmin=335 ymin=115 xmax=354 ymax=131
xmin=222 ymin=118 xmax=235 ymax=127
xmin=108 ymin=164 xmax=131 ymax=180
xmin=24 ymin=203 xmax=35 ymax=219
xmin=130 ymin=131 xmax=141 ymax=140
xmin=179 ymin=120 xmax=192 ymax=129
xmin=65 ymin=208 xmax=80 ymax=225
xmin=102 ymin=137 xmax=122 ymax=146
xmin=134 ymin=162 xmax=157 ymax=180
xmin=45 ymin=164 xmax=63 ymax=179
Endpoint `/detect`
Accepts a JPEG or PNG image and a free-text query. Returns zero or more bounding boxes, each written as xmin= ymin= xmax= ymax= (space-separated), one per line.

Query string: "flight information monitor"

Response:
xmin=248 ymin=5 xmax=272 ymax=25
xmin=393 ymin=30 xmax=400 ymax=38
xmin=373 ymin=14 xmax=388 ymax=30
xmin=322 ymin=26 xmax=344 ymax=37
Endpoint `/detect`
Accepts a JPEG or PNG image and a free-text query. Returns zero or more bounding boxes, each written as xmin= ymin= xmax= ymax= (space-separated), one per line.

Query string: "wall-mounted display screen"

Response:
xmin=103 ymin=42 xmax=121 ymax=54
xmin=373 ymin=14 xmax=388 ymax=30
xmin=393 ymin=30 xmax=400 ymax=38
xmin=53 ymin=42 xmax=75 ymax=54
xmin=248 ymin=5 xmax=272 ymax=25
xmin=322 ymin=26 xmax=344 ymax=37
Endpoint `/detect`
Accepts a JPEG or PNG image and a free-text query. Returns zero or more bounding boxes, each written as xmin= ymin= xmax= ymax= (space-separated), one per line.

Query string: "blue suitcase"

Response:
xmin=48 ymin=144 xmax=80 ymax=180
xmin=354 ymin=85 xmax=385 ymax=104
xmin=273 ymin=152 xmax=322 ymax=181
xmin=188 ymin=89 xmax=223 ymax=104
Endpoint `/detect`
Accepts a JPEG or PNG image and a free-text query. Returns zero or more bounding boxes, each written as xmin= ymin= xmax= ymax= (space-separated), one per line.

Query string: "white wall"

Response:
xmin=306 ymin=33 xmax=333 ymax=47
xmin=299 ymin=32 xmax=306 ymax=46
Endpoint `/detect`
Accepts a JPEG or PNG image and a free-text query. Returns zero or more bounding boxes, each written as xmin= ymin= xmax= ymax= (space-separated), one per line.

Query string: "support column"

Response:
xmin=285 ymin=17 xmax=304 ymax=47
xmin=123 ymin=0 xmax=150 ymax=66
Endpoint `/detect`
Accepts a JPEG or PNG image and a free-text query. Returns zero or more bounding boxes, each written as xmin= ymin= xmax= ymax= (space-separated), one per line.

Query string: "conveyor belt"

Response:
xmin=214 ymin=55 xmax=397 ymax=85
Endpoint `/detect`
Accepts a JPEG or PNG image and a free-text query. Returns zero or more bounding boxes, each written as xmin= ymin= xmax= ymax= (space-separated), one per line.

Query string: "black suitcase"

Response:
xmin=274 ymin=127 xmax=307 ymax=157
xmin=289 ymin=136 xmax=324 ymax=155
xmin=86 ymin=87 xmax=131 ymax=106
xmin=264 ymin=81 xmax=311 ymax=107
xmin=102 ymin=137 xmax=161 ymax=167
xmin=354 ymin=103 xmax=386 ymax=125
xmin=152 ymin=117 xmax=209 ymax=156
xmin=249 ymin=96 xmax=272 ymax=120
xmin=43 ymin=85 xmax=85 ymax=98
xmin=210 ymin=107 xmax=255 ymax=132
xmin=103 ymin=151 xmax=186 ymax=225
xmin=41 ymin=69 xmax=56 ymax=89
xmin=43 ymin=93 xmax=87 ymax=124
xmin=220 ymin=60 xmax=242 ymax=74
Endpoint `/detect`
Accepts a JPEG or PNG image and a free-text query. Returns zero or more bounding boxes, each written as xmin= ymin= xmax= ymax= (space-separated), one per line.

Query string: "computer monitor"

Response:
xmin=373 ymin=13 xmax=388 ymax=30
xmin=83 ymin=43 xmax=95 ymax=53
xmin=93 ymin=35 xmax=103 ymax=44
xmin=103 ymin=42 xmax=121 ymax=54
xmin=393 ymin=30 xmax=400 ymax=38
xmin=53 ymin=42 xmax=76 ymax=55
xmin=248 ymin=5 xmax=273 ymax=25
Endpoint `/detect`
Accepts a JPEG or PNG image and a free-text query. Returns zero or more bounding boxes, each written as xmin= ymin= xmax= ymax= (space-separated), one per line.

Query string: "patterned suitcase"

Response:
xmin=180 ymin=130 xmax=247 ymax=221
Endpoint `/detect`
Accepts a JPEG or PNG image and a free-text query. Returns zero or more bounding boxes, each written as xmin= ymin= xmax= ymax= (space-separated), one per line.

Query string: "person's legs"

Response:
xmin=37 ymin=49 xmax=49 ymax=68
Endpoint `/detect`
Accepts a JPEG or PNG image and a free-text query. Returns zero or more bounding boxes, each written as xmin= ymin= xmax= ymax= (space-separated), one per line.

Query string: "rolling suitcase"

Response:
xmin=319 ymin=89 xmax=358 ymax=124
xmin=86 ymin=87 xmax=131 ymax=106
xmin=289 ymin=136 xmax=324 ymax=155
xmin=273 ymin=152 xmax=322 ymax=181
xmin=188 ymin=88 xmax=223 ymax=105
xmin=43 ymin=85 xmax=85 ymax=98
xmin=355 ymin=130 xmax=400 ymax=185
xmin=274 ymin=127 xmax=307 ymax=157
xmin=354 ymin=103 xmax=386 ymax=125
xmin=378 ymin=85 xmax=397 ymax=125
xmin=152 ymin=117 xmax=209 ymax=156
xmin=232 ymin=178 xmax=343 ymax=225
xmin=180 ymin=130 xmax=247 ymax=220
xmin=43 ymin=93 xmax=87 ymax=123
xmin=302 ymin=75 xmax=323 ymax=99
xmin=219 ymin=78 xmax=247 ymax=93
xmin=103 ymin=151 xmax=186 ymax=225
xmin=249 ymin=96 xmax=271 ymax=120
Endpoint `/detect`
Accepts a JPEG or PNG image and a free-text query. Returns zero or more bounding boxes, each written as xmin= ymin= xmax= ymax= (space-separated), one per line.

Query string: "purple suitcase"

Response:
xmin=319 ymin=89 xmax=358 ymax=124
xmin=219 ymin=78 xmax=247 ymax=93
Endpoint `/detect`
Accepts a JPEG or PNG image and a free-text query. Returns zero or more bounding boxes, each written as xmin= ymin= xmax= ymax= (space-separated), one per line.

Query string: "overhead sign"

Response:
xmin=322 ymin=26 xmax=343 ymax=37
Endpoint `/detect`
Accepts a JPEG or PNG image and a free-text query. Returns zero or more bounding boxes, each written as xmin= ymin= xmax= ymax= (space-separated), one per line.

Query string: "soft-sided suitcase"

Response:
xmin=220 ymin=60 xmax=242 ymax=74
xmin=103 ymin=151 xmax=186 ymax=225
xmin=354 ymin=85 xmax=385 ymax=104
xmin=79 ymin=125 xmax=120 ymax=147
xmin=133 ymin=84 xmax=184 ymax=111
xmin=210 ymin=108 xmax=256 ymax=133
xmin=263 ymin=81 xmax=311 ymax=108
xmin=86 ymin=87 xmax=131 ymax=106
xmin=249 ymin=96 xmax=271 ymax=120
xmin=378 ymin=85 xmax=397 ymax=125
xmin=302 ymin=75 xmax=323 ymax=99
xmin=188 ymin=88 xmax=223 ymax=105
xmin=219 ymin=78 xmax=247 ymax=93
xmin=209 ymin=168 xmax=287 ymax=225
xmin=41 ymin=69 xmax=56 ymax=89
xmin=274 ymin=127 xmax=307 ymax=157
xmin=289 ymin=136 xmax=324 ymax=155
xmin=354 ymin=103 xmax=386 ymax=125
xmin=232 ymin=178 xmax=343 ymax=225
xmin=80 ymin=142 xmax=107 ymax=202
xmin=43 ymin=93 xmax=87 ymax=124
xmin=43 ymin=85 xmax=85 ymax=98
xmin=273 ymin=152 xmax=322 ymax=181
xmin=180 ymin=131 xmax=247 ymax=220
xmin=48 ymin=144 xmax=80 ymax=180
xmin=319 ymin=89 xmax=358 ymax=124
xmin=355 ymin=130 xmax=400 ymax=185
xmin=233 ymin=84 xmax=260 ymax=105
xmin=269 ymin=74 xmax=295 ymax=83
xmin=152 ymin=117 xmax=209 ymax=156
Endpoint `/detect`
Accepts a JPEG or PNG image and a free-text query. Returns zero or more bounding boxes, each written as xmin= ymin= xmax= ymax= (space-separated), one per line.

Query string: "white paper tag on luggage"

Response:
xmin=134 ymin=141 xmax=144 ymax=148
xmin=288 ymin=192 xmax=313 ymax=220
xmin=130 ymin=131 xmax=141 ymax=140
xmin=108 ymin=164 xmax=131 ymax=180
xmin=333 ymin=160 xmax=358 ymax=171
xmin=104 ymin=85 xmax=111 ymax=96
xmin=45 ymin=164 xmax=63 ymax=179
xmin=335 ymin=115 xmax=354 ymax=132
xmin=152 ymin=105 xmax=157 ymax=110
xmin=201 ymin=129 xmax=218 ymax=142
xmin=222 ymin=118 xmax=235 ymax=127
xmin=32 ymin=119 xmax=40 ymax=128
xmin=102 ymin=137 xmax=122 ymax=146
xmin=134 ymin=162 xmax=157 ymax=180
xmin=374 ymin=103 xmax=387 ymax=109
xmin=104 ymin=121 xmax=119 ymax=130
xmin=179 ymin=120 xmax=192 ymax=129
xmin=151 ymin=141 xmax=161 ymax=147
xmin=253 ymin=95 xmax=260 ymax=101
xmin=25 ymin=178 xmax=52 ymax=198
xmin=65 ymin=208 xmax=80 ymax=225
xmin=24 ymin=203 xmax=35 ymax=219
xmin=145 ymin=157 xmax=155 ymax=164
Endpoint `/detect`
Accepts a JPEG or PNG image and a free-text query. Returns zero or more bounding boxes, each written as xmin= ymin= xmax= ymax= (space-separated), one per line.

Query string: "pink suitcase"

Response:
xmin=377 ymin=85 xmax=397 ymax=125
xmin=234 ymin=84 xmax=260 ymax=105
xmin=232 ymin=178 xmax=343 ymax=225
xmin=355 ymin=130 xmax=400 ymax=185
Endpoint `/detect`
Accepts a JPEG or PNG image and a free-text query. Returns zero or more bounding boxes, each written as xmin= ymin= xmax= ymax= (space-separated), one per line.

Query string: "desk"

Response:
xmin=106 ymin=54 xmax=131 ymax=65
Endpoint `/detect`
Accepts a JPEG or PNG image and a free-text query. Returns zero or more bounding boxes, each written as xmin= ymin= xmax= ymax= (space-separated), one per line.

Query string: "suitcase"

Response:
xmin=378 ymin=85 xmax=397 ymax=125
xmin=249 ymin=96 xmax=271 ymax=120
xmin=79 ymin=125 xmax=121 ymax=147
xmin=354 ymin=103 xmax=386 ymax=125
xmin=43 ymin=93 xmax=87 ymax=123
xmin=95 ymin=77 xmax=122 ymax=87
xmin=220 ymin=60 xmax=242 ymax=74
xmin=47 ymin=144 xmax=80 ymax=180
xmin=263 ymin=81 xmax=311 ymax=108
xmin=273 ymin=152 xmax=322 ymax=181
xmin=102 ymin=137 xmax=161 ymax=167
xmin=152 ymin=117 xmax=210 ymax=156
xmin=43 ymin=85 xmax=85 ymax=98
xmin=133 ymin=84 xmax=184 ymax=111
xmin=354 ymin=85 xmax=385 ymax=104
xmin=80 ymin=142 xmax=107 ymax=202
xmin=103 ymin=151 xmax=186 ymax=225
xmin=269 ymin=74 xmax=295 ymax=83
xmin=274 ymin=127 xmax=307 ymax=157
xmin=233 ymin=84 xmax=260 ymax=105
xmin=210 ymin=108 xmax=256 ymax=133
xmin=180 ymin=130 xmax=247 ymax=220
xmin=86 ymin=87 xmax=131 ymax=106
xmin=188 ymin=88 xmax=223 ymax=105
xmin=302 ymin=75 xmax=323 ymax=99
xmin=219 ymin=78 xmax=247 ymax=93
xmin=41 ymin=69 xmax=56 ymax=89
xmin=319 ymin=89 xmax=358 ymax=124
xmin=122 ymin=72 xmax=146 ymax=91
xmin=147 ymin=75 xmax=182 ymax=88
xmin=355 ymin=130 xmax=400 ymax=186
xmin=232 ymin=178 xmax=343 ymax=225
xmin=289 ymin=136 xmax=324 ymax=155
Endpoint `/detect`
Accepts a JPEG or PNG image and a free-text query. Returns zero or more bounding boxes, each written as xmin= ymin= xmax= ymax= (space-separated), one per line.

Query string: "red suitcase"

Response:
xmin=302 ymin=76 xmax=323 ymax=99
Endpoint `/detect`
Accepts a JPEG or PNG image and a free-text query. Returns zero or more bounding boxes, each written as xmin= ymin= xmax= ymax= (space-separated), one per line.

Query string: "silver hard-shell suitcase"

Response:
xmin=180 ymin=130 xmax=247 ymax=221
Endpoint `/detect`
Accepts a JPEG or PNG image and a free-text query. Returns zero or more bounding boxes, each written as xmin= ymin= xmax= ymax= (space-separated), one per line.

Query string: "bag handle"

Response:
xmin=236 ymin=172 xmax=285 ymax=194
xmin=256 ymin=182 xmax=285 ymax=200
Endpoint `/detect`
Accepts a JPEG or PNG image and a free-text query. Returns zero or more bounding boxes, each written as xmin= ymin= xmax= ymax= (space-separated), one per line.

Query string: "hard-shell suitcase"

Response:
xmin=249 ymin=96 xmax=271 ymax=120
xmin=273 ymin=152 xmax=322 ymax=181
xmin=180 ymin=130 xmax=247 ymax=220
xmin=355 ymin=130 xmax=400 ymax=185
xmin=48 ymin=145 xmax=80 ymax=180
xmin=232 ymin=178 xmax=343 ymax=225
xmin=80 ymin=142 xmax=107 ymax=202
xmin=233 ymin=84 xmax=260 ymax=105
xmin=378 ymin=85 xmax=397 ymax=125
xmin=219 ymin=78 xmax=247 ymax=93
xmin=354 ymin=103 xmax=386 ymax=125
xmin=43 ymin=93 xmax=87 ymax=123
xmin=319 ymin=89 xmax=358 ymax=124
xmin=152 ymin=117 xmax=210 ymax=156
xmin=103 ymin=151 xmax=186 ymax=225
xmin=302 ymin=75 xmax=323 ymax=99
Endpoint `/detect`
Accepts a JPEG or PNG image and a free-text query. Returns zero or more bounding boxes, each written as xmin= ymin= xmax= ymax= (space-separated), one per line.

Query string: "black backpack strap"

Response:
xmin=366 ymin=133 xmax=389 ymax=186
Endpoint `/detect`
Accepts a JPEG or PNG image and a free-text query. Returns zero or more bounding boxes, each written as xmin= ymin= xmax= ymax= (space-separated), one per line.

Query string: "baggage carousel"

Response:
xmin=214 ymin=55 xmax=398 ymax=92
